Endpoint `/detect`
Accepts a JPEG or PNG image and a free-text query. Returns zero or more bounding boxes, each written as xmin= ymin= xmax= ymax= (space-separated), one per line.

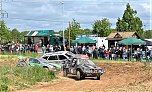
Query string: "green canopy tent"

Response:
xmin=118 ymin=37 xmax=145 ymax=60
xmin=118 ymin=37 xmax=145 ymax=45
xmin=74 ymin=37 xmax=96 ymax=44
xmin=49 ymin=34 xmax=63 ymax=46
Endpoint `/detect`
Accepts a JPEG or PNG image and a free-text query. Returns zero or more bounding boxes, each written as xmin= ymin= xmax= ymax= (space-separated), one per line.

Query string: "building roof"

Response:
xmin=25 ymin=30 xmax=54 ymax=37
xmin=107 ymin=32 xmax=117 ymax=38
xmin=106 ymin=32 xmax=140 ymax=40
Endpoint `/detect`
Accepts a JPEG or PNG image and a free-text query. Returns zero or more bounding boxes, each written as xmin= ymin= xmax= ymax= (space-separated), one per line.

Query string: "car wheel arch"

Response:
xmin=76 ymin=68 xmax=83 ymax=74
xmin=43 ymin=66 xmax=49 ymax=69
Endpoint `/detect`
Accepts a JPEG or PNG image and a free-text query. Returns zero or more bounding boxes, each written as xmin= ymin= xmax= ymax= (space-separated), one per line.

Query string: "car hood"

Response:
xmin=83 ymin=64 xmax=100 ymax=69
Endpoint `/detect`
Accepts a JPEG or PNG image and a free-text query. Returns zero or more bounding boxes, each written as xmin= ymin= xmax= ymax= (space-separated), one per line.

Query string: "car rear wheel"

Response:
xmin=76 ymin=71 xmax=81 ymax=80
xmin=43 ymin=67 xmax=49 ymax=71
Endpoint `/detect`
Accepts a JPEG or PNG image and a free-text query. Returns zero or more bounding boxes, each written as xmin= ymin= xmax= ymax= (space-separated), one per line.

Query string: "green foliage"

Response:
xmin=0 ymin=21 xmax=10 ymax=43
xmin=144 ymin=30 xmax=152 ymax=39
xmin=0 ymin=66 xmax=56 ymax=91
xmin=13 ymin=66 xmax=56 ymax=85
xmin=11 ymin=28 xmax=20 ymax=43
xmin=64 ymin=19 xmax=81 ymax=41
xmin=0 ymin=83 xmax=8 ymax=91
xmin=0 ymin=20 xmax=28 ymax=44
xmin=0 ymin=52 xmax=38 ymax=58
xmin=70 ymin=19 xmax=81 ymax=38
xmin=116 ymin=3 xmax=143 ymax=37
xmin=79 ymin=28 xmax=92 ymax=34
xmin=92 ymin=18 xmax=112 ymax=37
xmin=64 ymin=19 xmax=92 ymax=43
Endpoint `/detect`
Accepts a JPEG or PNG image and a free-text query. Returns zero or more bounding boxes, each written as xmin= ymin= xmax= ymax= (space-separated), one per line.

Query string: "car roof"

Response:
xmin=44 ymin=51 xmax=69 ymax=55
xmin=73 ymin=54 xmax=89 ymax=59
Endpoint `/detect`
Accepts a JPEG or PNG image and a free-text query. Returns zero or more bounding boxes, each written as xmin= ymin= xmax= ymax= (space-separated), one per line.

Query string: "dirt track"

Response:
xmin=17 ymin=62 xmax=152 ymax=92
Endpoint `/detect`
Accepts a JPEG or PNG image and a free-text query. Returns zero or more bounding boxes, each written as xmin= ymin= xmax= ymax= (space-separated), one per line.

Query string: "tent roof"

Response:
xmin=74 ymin=37 xmax=96 ymax=44
xmin=25 ymin=30 xmax=54 ymax=37
xmin=118 ymin=37 xmax=145 ymax=45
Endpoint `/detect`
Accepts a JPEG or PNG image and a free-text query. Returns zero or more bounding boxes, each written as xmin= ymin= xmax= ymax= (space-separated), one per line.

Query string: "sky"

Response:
xmin=2 ymin=0 xmax=152 ymax=31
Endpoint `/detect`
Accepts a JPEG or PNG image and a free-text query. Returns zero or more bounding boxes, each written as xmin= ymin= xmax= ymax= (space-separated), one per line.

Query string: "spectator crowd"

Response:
xmin=0 ymin=43 xmax=152 ymax=61
xmin=68 ymin=45 xmax=152 ymax=62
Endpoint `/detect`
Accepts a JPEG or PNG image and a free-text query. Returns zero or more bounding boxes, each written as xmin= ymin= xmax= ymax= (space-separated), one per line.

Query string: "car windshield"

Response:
xmin=78 ymin=58 xmax=95 ymax=65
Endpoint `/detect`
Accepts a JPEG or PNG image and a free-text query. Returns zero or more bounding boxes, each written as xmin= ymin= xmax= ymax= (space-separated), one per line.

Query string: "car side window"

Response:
xmin=43 ymin=56 xmax=48 ymax=60
xmin=48 ymin=55 xmax=58 ymax=60
xmin=33 ymin=59 xmax=40 ymax=64
xmin=71 ymin=58 xmax=77 ymax=67
xmin=29 ymin=58 xmax=34 ymax=62
xmin=58 ymin=55 xmax=67 ymax=60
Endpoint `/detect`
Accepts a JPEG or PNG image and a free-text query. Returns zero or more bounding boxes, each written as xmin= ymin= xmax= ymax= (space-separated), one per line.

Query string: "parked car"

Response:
xmin=28 ymin=58 xmax=61 ymax=71
xmin=42 ymin=51 xmax=75 ymax=66
xmin=63 ymin=56 xmax=104 ymax=80
xmin=16 ymin=55 xmax=61 ymax=71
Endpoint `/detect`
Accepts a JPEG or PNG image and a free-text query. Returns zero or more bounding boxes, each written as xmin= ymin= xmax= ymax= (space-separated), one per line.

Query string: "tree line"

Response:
xmin=0 ymin=21 xmax=28 ymax=44
xmin=0 ymin=3 xmax=151 ymax=44
xmin=64 ymin=3 xmax=151 ymax=41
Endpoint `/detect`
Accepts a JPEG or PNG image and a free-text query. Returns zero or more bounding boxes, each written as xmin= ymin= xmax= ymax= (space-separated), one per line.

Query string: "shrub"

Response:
xmin=0 ymin=83 xmax=8 ymax=91
xmin=0 ymin=65 xmax=56 ymax=91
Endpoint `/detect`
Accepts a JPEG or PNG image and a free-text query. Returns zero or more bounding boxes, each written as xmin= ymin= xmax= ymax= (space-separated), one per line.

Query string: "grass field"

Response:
xmin=0 ymin=53 xmax=151 ymax=92
xmin=0 ymin=53 xmax=55 ymax=92
xmin=0 ymin=65 xmax=56 ymax=91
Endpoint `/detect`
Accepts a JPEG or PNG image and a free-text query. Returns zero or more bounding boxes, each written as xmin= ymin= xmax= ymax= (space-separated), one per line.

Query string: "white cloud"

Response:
xmin=3 ymin=0 xmax=151 ymax=31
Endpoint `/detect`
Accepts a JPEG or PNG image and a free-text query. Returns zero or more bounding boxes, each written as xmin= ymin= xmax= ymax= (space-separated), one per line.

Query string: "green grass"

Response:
xmin=0 ymin=52 xmax=38 ymax=59
xmin=0 ymin=66 xmax=56 ymax=91
xmin=0 ymin=52 xmax=55 ymax=91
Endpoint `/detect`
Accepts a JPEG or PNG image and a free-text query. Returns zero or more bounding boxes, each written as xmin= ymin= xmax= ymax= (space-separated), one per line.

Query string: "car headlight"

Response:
xmin=98 ymin=70 xmax=103 ymax=73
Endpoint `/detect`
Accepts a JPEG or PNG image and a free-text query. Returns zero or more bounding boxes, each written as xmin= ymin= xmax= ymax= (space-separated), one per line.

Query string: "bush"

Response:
xmin=0 ymin=83 xmax=8 ymax=91
xmin=0 ymin=65 xmax=56 ymax=91
xmin=13 ymin=66 xmax=56 ymax=84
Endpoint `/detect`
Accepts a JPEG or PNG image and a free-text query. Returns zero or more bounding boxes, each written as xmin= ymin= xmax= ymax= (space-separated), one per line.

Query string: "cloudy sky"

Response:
xmin=2 ymin=0 xmax=152 ymax=31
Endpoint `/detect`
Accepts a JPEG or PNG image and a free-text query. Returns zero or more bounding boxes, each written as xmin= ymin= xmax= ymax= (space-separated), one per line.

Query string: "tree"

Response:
xmin=116 ymin=3 xmax=143 ymax=37
xmin=64 ymin=19 xmax=81 ymax=41
xmin=144 ymin=30 xmax=152 ymax=39
xmin=0 ymin=20 xmax=10 ymax=43
xmin=92 ymin=18 xmax=111 ymax=37
xmin=75 ymin=28 xmax=92 ymax=35
xmin=19 ymin=31 xmax=29 ymax=43
xmin=11 ymin=28 xmax=20 ymax=43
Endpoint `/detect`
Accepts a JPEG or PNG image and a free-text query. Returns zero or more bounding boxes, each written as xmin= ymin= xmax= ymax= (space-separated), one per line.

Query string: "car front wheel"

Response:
xmin=76 ymin=71 xmax=81 ymax=80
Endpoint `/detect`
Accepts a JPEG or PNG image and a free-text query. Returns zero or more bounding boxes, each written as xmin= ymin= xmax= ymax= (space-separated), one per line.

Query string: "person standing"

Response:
xmin=42 ymin=45 xmax=46 ymax=54
xmin=127 ymin=48 xmax=132 ymax=61
xmin=122 ymin=47 xmax=127 ymax=61
xmin=105 ymin=49 xmax=110 ymax=60
xmin=35 ymin=44 xmax=39 ymax=53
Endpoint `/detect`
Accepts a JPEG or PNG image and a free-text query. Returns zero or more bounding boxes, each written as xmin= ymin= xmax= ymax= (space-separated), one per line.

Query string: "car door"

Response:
xmin=70 ymin=58 xmax=77 ymax=74
xmin=47 ymin=55 xmax=60 ymax=65
xmin=58 ymin=55 xmax=67 ymax=64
